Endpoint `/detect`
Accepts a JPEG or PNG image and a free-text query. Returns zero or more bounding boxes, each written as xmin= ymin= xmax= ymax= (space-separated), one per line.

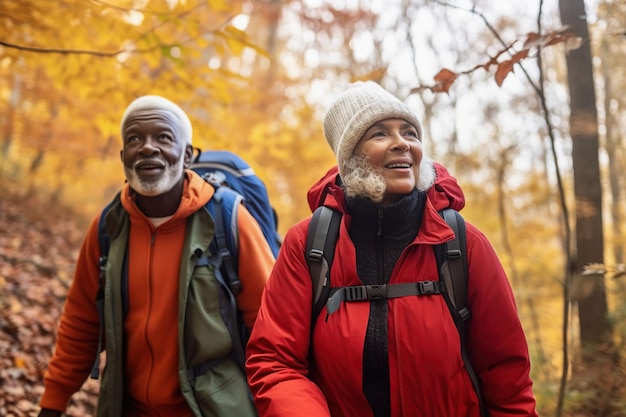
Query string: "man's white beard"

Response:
xmin=125 ymin=157 xmax=185 ymax=196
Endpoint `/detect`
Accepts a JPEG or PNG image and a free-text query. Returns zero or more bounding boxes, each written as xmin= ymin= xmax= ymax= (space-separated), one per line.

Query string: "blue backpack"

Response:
xmin=90 ymin=149 xmax=280 ymax=383
xmin=191 ymin=149 xmax=282 ymax=259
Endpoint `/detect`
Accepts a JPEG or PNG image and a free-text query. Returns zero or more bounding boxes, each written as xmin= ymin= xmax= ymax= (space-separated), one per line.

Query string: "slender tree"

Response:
xmin=558 ymin=0 xmax=623 ymax=415
xmin=558 ymin=0 xmax=612 ymax=359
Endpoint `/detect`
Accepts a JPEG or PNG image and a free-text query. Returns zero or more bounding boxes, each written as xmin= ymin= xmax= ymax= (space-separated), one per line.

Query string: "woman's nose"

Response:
xmin=390 ymin=134 xmax=411 ymax=151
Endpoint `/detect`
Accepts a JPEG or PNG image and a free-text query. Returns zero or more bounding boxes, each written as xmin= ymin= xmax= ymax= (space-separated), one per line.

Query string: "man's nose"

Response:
xmin=138 ymin=137 xmax=160 ymax=155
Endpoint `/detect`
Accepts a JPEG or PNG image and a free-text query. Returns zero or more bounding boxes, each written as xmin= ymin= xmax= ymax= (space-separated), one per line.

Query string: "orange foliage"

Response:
xmin=412 ymin=28 xmax=581 ymax=93
xmin=0 ymin=0 xmax=336 ymax=235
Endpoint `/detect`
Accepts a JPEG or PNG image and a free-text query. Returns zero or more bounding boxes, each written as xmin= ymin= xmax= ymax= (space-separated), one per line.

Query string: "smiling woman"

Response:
xmin=244 ymin=80 xmax=539 ymax=417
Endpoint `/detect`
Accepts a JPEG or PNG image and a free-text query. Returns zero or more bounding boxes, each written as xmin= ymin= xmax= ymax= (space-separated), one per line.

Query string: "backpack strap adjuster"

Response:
xmin=308 ymin=249 xmax=323 ymax=262
xmin=343 ymin=286 xmax=368 ymax=301
xmin=458 ymin=306 xmax=472 ymax=322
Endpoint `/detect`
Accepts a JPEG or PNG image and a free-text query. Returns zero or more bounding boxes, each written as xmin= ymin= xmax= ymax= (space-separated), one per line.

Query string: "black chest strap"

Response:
xmin=325 ymin=280 xmax=444 ymax=317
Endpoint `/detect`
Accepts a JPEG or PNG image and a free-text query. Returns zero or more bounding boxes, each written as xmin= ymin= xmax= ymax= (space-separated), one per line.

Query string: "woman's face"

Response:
xmin=354 ymin=118 xmax=423 ymax=205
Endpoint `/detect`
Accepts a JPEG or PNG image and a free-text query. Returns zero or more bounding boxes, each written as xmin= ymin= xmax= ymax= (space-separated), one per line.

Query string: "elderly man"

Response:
xmin=39 ymin=96 xmax=274 ymax=417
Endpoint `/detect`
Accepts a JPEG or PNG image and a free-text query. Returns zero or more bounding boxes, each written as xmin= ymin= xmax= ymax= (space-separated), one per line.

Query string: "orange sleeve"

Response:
xmin=235 ymin=205 xmax=276 ymax=329
xmin=39 ymin=214 xmax=103 ymax=411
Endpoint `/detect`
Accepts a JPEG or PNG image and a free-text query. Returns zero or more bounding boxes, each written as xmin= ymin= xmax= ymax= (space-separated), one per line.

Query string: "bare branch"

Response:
xmin=420 ymin=2 xmax=578 ymax=94
xmin=0 ymin=40 xmax=124 ymax=56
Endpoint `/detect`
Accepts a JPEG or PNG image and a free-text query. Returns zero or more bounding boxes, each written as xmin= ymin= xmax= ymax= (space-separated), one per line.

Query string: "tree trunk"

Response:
xmin=559 ymin=0 xmax=622 ymax=415
xmin=559 ymin=0 xmax=612 ymax=359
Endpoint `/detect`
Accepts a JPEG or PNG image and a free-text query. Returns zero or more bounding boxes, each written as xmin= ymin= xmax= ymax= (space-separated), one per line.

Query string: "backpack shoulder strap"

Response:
xmin=439 ymin=208 xmax=468 ymax=317
xmin=438 ymin=208 xmax=486 ymax=417
xmin=91 ymin=195 xmax=120 ymax=380
xmin=306 ymin=206 xmax=342 ymax=325
xmin=206 ymin=185 xmax=244 ymax=296
xmin=189 ymin=185 xmax=248 ymax=379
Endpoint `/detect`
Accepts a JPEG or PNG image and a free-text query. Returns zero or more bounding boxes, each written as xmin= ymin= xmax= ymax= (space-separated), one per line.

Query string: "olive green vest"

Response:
xmin=95 ymin=197 xmax=256 ymax=417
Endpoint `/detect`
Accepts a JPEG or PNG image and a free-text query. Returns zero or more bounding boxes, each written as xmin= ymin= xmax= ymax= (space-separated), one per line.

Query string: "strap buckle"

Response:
xmin=418 ymin=281 xmax=437 ymax=295
xmin=343 ymin=284 xmax=388 ymax=301
xmin=366 ymin=284 xmax=387 ymax=300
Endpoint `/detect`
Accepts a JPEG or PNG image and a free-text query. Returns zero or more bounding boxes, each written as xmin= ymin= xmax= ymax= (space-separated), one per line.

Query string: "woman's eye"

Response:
xmin=405 ymin=130 xmax=419 ymax=139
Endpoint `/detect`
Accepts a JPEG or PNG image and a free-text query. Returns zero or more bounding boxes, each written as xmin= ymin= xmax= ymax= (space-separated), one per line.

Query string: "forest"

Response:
xmin=0 ymin=0 xmax=625 ymax=416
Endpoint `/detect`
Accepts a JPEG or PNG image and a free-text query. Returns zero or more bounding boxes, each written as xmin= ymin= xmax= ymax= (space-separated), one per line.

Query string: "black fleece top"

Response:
xmin=346 ymin=188 xmax=426 ymax=417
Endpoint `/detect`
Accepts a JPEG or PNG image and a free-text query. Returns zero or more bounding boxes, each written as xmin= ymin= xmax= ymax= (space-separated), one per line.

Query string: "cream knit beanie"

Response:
xmin=120 ymin=95 xmax=193 ymax=145
xmin=322 ymin=81 xmax=423 ymax=177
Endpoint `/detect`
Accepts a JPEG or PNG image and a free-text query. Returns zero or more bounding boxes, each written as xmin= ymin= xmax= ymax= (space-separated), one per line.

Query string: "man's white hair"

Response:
xmin=120 ymin=95 xmax=193 ymax=145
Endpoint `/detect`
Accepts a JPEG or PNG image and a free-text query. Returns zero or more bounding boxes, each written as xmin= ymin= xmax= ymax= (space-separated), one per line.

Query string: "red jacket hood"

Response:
xmin=307 ymin=160 xmax=465 ymax=213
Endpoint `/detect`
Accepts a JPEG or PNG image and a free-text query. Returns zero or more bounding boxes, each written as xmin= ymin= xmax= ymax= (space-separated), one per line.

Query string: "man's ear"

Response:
xmin=183 ymin=145 xmax=194 ymax=168
xmin=120 ymin=150 xmax=124 ymax=162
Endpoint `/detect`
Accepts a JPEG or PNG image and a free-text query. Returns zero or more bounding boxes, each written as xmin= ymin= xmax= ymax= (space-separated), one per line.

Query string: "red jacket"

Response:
xmin=246 ymin=163 xmax=537 ymax=417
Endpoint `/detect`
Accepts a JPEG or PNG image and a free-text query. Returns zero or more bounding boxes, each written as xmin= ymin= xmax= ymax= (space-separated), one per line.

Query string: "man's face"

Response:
xmin=120 ymin=109 xmax=190 ymax=196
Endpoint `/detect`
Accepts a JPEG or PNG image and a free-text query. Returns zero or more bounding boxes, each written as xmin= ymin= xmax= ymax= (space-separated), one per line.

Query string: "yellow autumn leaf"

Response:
xmin=206 ymin=0 xmax=230 ymax=12
xmin=57 ymin=270 xmax=69 ymax=283
xmin=224 ymin=34 xmax=246 ymax=56
xmin=221 ymin=25 xmax=268 ymax=57
xmin=11 ymin=298 xmax=22 ymax=313
xmin=14 ymin=355 xmax=26 ymax=369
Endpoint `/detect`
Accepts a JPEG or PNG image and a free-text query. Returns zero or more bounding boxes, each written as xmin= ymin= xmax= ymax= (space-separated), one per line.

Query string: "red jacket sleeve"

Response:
xmin=464 ymin=222 xmax=538 ymax=417
xmin=246 ymin=220 xmax=332 ymax=417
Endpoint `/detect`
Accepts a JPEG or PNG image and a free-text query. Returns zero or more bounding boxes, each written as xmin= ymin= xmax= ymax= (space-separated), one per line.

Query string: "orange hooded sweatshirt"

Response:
xmin=40 ymin=170 xmax=275 ymax=416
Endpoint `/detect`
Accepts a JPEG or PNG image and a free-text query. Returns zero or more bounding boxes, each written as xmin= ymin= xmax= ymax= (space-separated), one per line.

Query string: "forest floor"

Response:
xmin=0 ymin=180 xmax=98 ymax=416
